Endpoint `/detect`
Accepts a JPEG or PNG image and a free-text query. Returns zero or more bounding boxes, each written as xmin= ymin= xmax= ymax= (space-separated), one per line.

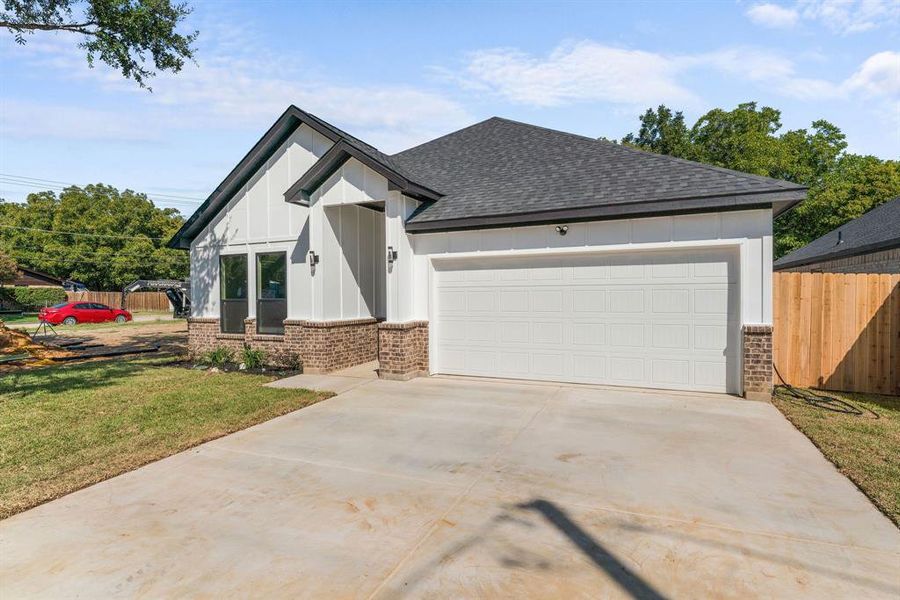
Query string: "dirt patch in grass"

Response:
xmin=0 ymin=357 xmax=331 ymax=519
xmin=0 ymin=319 xmax=188 ymax=372
xmin=772 ymin=387 xmax=900 ymax=527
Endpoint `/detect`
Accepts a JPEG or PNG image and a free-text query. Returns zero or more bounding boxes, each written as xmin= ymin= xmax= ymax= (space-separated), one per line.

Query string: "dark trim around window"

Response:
xmin=220 ymin=254 xmax=248 ymax=334
xmin=256 ymin=251 xmax=287 ymax=335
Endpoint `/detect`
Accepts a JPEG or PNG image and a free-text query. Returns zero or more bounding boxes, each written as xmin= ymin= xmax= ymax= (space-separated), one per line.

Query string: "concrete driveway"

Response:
xmin=2 ymin=377 xmax=898 ymax=599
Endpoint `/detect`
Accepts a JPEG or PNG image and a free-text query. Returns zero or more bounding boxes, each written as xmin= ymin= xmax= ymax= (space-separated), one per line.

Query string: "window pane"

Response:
xmin=257 ymin=253 xmax=286 ymax=299
xmin=220 ymin=254 xmax=248 ymax=333
xmin=256 ymin=252 xmax=286 ymax=335
xmin=221 ymin=255 xmax=248 ymax=300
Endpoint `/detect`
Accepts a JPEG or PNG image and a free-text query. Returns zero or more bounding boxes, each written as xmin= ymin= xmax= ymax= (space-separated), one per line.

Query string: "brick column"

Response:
xmin=300 ymin=318 xmax=379 ymax=373
xmin=187 ymin=317 xmax=224 ymax=357
xmin=742 ymin=324 xmax=773 ymax=401
xmin=378 ymin=321 xmax=429 ymax=381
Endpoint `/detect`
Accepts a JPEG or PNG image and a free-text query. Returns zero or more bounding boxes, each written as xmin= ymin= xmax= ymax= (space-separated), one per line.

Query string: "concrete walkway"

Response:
xmin=1 ymin=377 xmax=898 ymax=598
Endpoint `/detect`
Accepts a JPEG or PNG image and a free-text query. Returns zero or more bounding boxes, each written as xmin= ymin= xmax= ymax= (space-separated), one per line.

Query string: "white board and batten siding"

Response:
xmin=189 ymin=123 xmax=387 ymax=323
xmin=412 ymin=209 xmax=773 ymax=394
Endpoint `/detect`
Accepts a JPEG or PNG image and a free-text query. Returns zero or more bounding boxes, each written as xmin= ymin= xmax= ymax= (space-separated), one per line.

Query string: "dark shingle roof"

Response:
xmin=170 ymin=109 xmax=807 ymax=248
xmin=393 ymin=117 xmax=805 ymax=231
xmin=774 ymin=197 xmax=900 ymax=270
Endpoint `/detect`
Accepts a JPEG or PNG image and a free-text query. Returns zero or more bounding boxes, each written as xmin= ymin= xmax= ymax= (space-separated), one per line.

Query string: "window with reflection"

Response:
xmin=256 ymin=252 xmax=287 ymax=335
xmin=220 ymin=254 xmax=248 ymax=333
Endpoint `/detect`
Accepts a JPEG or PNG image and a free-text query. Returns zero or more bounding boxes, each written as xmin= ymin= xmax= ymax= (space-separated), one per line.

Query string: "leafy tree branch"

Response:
xmin=1 ymin=0 xmax=198 ymax=88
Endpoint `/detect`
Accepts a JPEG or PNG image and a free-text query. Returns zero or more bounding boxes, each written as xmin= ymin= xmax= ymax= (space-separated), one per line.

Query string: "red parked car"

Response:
xmin=39 ymin=302 xmax=132 ymax=326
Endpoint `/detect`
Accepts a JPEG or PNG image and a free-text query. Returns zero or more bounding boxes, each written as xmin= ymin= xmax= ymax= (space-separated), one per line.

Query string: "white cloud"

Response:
xmin=844 ymin=51 xmax=900 ymax=96
xmin=746 ymin=1 xmax=900 ymax=34
xmin=1 ymin=29 xmax=473 ymax=152
xmin=802 ymin=0 xmax=900 ymax=33
xmin=460 ymin=41 xmax=697 ymax=108
xmin=746 ymin=3 xmax=800 ymax=28
xmin=451 ymin=41 xmax=895 ymax=108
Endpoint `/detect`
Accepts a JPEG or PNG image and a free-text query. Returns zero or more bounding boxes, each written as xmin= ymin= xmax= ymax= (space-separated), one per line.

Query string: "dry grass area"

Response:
xmin=772 ymin=387 xmax=900 ymax=527
xmin=0 ymin=357 xmax=330 ymax=519
xmin=0 ymin=319 xmax=188 ymax=372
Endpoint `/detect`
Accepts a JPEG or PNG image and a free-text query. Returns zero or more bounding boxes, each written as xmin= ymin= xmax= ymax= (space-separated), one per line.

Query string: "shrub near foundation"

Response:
xmin=240 ymin=345 xmax=266 ymax=370
xmin=198 ymin=346 xmax=235 ymax=368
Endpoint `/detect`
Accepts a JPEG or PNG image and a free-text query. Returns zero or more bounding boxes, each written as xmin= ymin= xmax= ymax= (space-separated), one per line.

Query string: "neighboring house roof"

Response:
xmin=169 ymin=108 xmax=807 ymax=248
xmin=774 ymin=196 xmax=900 ymax=271
xmin=10 ymin=266 xmax=63 ymax=287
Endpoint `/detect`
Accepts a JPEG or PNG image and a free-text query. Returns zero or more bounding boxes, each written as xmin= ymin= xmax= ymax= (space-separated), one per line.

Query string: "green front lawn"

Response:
xmin=772 ymin=388 xmax=900 ymax=526
xmin=0 ymin=358 xmax=330 ymax=518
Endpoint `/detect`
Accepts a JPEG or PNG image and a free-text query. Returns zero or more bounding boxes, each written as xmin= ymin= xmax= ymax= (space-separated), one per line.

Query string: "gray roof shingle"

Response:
xmin=392 ymin=117 xmax=805 ymax=230
xmin=170 ymin=109 xmax=807 ymax=248
xmin=774 ymin=196 xmax=900 ymax=270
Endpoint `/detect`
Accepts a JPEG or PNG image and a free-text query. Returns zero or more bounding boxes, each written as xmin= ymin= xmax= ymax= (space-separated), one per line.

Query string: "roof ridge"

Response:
xmin=392 ymin=116 xmax=502 ymax=157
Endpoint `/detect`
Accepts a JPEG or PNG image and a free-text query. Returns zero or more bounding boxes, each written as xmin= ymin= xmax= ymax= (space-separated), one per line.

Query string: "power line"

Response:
xmin=0 ymin=177 xmax=204 ymax=208
xmin=0 ymin=173 xmax=206 ymax=203
xmin=0 ymin=224 xmax=168 ymax=240
xmin=0 ymin=224 xmax=170 ymax=240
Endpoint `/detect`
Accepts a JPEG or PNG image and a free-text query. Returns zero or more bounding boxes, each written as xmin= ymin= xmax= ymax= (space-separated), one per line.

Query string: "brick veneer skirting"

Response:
xmin=187 ymin=317 xmax=377 ymax=372
xmin=378 ymin=321 xmax=429 ymax=381
xmin=742 ymin=324 xmax=773 ymax=401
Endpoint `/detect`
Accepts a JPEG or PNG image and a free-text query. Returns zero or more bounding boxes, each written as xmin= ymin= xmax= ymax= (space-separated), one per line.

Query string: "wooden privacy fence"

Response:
xmin=773 ymin=272 xmax=900 ymax=395
xmin=66 ymin=291 xmax=172 ymax=312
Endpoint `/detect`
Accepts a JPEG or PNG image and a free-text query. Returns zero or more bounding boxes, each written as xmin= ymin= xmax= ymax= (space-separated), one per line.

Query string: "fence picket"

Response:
xmin=773 ymin=272 xmax=899 ymax=395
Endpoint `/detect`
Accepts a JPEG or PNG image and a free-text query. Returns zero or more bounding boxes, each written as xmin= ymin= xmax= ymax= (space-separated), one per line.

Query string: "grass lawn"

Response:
xmin=772 ymin=387 xmax=900 ymax=526
xmin=0 ymin=358 xmax=331 ymax=519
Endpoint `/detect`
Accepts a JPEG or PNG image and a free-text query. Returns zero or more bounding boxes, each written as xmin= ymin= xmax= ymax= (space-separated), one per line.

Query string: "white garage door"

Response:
xmin=433 ymin=249 xmax=740 ymax=393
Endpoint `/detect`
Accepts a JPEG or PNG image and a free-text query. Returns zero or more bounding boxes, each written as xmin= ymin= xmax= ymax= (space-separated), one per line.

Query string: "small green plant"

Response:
xmin=240 ymin=345 xmax=266 ymax=370
xmin=199 ymin=346 xmax=235 ymax=367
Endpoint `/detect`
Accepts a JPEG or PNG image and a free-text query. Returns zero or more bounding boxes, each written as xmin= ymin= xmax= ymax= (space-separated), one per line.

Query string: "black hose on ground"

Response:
xmin=772 ymin=363 xmax=879 ymax=419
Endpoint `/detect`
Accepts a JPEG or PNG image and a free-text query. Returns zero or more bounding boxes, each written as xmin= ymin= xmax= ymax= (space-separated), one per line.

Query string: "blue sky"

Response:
xmin=1 ymin=0 xmax=898 ymax=215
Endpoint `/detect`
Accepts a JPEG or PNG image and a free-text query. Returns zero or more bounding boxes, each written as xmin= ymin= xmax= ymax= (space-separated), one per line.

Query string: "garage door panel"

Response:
xmin=651 ymin=324 xmax=690 ymax=349
xmin=608 ymin=323 xmax=645 ymax=347
xmin=652 ymin=359 xmax=691 ymax=385
xmin=499 ymin=352 xmax=530 ymax=373
xmin=532 ymin=321 xmax=564 ymax=345
xmin=573 ymin=289 xmax=607 ymax=312
xmin=573 ymin=322 xmax=606 ymax=346
xmin=531 ymin=352 xmax=565 ymax=376
xmin=531 ymin=290 xmax=563 ymax=312
xmin=501 ymin=322 xmax=530 ymax=343
xmin=438 ymin=290 xmax=467 ymax=313
xmin=651 ymin=262 xmax=690 ymax=279
xmin=572 ymin=354 xmax=608 ymax=379
xmin=465 ymin=321 xmax=497 ymax=343
xmin=652 ymin=289 xmax=690 ymax=313
xmin=694 ymin=289 xmax=729 ymax=314
xmin=434 ymin=249 xmax=738 ymax=393
xmin=499 ymin=289 xmax=529 ymax=311
xmin=608 ymin=290 xmax=645 ymax=312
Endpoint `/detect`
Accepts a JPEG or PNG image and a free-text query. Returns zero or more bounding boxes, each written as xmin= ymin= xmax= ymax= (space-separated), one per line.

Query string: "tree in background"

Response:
xmin=1 ymin=0 xmax=197 ymax=88
xmin=0 ymin=249 xmax=17 ymax=284
xmin=622 ymin=102 xmax=900 ymax=257
xmin=0 ymin=184 xmax=188 ymax=290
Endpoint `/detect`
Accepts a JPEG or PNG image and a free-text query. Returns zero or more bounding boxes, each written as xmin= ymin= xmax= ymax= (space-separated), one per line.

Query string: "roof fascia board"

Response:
xmin=283 ymin=141 xmax=443 ymax=206
xmin=284 ymin=142 xmax=351 ymax=205
xmin=168 ymin=105 xmax=348 ymax=249
xmin=406 ymin=190 xmax=805 ymax=233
